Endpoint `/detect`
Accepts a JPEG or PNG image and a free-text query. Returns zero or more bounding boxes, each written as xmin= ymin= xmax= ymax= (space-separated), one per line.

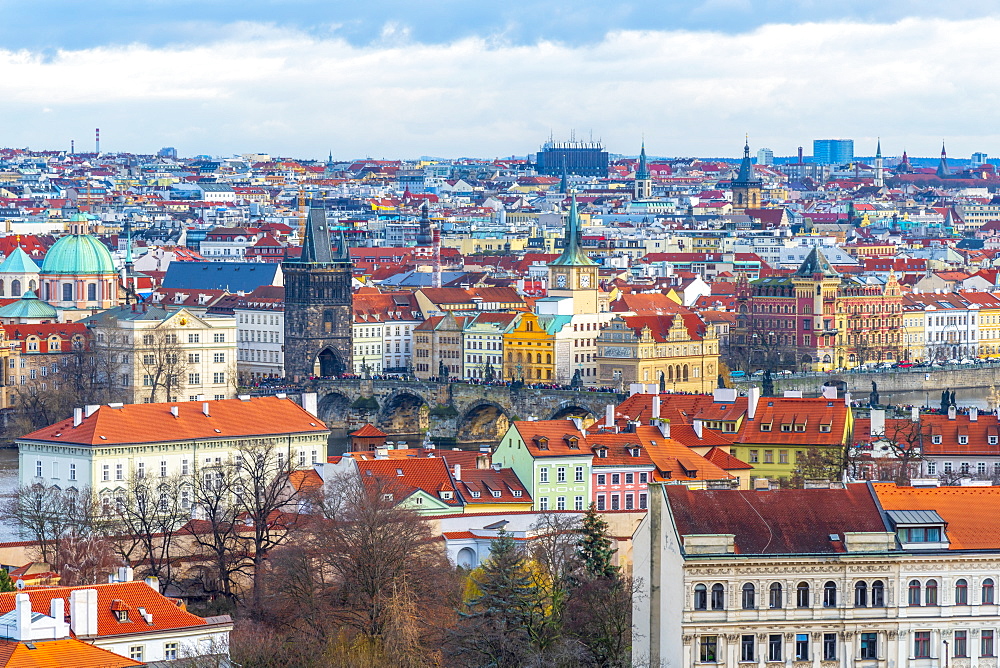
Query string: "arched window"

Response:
xmin=711 ymin=583 xmax=725 ymax=610
xmin=323 ymin=310 xmax=334 ymax=334
xmin=61 ymin=282 xmax=72 ymax=301
xmin=694 ymin=584 xmax=707 ymax=610
xmin=769 ymin=582 xmax=783 ymax=609
xmin=872 ymin=580 xmax=885 ymax=607
xmin=546 ymin=353 xmax=551 ymax=365
xmin=983 ymin=578 xmax=995 ymax=605
xmin=955 ymin=579 xmax=968 ymax=605
xmin=11 ymin=279 xmax=20 ymax=297
xmin=823 ymin=581 xmax=837 ymax=607
xmin=909 ymin=580 xmax=921 ymax=606
xmin=925 ymin=579 xmax=938 ymax=606
xmin=683 ymin=365 xmax=689 ymax=382
xmin=796 ymin=582 xmax=810 ymax=608
xmin=0 ymin=279 xmax=5 ymax=296
xmin=668 ymin=366 xmax=674 ymax=381
xmin=28 ymin=279 xmax=35 ymax=291
xmin=854 ymin=581 xmax=868 ymax=607
xmin=536 ymin=353 xmax=542 ymax=364
xmin=741 ymin=583 xmax=755 ymax=610
xmin=87 ymin=283 xmax=97 ymax=301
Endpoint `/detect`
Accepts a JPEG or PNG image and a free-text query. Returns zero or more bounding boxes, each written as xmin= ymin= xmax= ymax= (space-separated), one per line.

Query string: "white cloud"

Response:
xmin=0 ymin=16 xmax=998 ymax=159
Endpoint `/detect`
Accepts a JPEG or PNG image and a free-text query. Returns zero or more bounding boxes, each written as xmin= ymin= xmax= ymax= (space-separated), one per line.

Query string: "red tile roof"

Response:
xmin=873 ymin=483 xmax=1000 ymax=550
xmin=351 ymin=423 xmax=388 ymax=438
xmin=20 ymin=397 xmax=328 ymax=446
xmin=0 ymin=638 xmax=142 ymax=668
xmin=455 ymin=468 xmax=531 ymax=505
xmin=356 ymin=457 xmax=461 ymax=507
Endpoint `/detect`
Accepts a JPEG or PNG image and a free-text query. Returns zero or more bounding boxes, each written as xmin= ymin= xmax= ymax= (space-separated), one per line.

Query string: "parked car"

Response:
xmin=730 ymin=370 xmax=746 ymax=378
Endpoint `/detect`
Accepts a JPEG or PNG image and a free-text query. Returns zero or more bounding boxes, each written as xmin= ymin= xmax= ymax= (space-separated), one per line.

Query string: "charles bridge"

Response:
xmin=257 ymin=378 xmax=624 ymax=446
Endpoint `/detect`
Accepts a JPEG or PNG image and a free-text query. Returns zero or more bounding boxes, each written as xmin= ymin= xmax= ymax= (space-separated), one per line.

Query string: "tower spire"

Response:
xmin=550 ymin=191 xmax=596 ymax=268
xmin=298 ymin=198 xmax=334 ymax=263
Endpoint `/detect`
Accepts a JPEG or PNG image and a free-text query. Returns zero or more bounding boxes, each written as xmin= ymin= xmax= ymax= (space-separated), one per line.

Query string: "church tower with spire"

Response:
xmin=547 ymin=193 xmax=599 ymax=314
xmin=937 ymin=141 xmax=951 ymax=178
xmin=874 ymin=138 xmax=884 ymax=188
xmin=731 ymin=139 xmax=763 ymax=212
xmin=634 ymin=142 xmax=652 ymax=200
xmin=283 ymin=199 xmax=354 ymax=380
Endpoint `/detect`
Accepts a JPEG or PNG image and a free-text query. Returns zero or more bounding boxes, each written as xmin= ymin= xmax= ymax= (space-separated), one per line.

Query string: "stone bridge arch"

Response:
xmin=548 ymin=402 xmax=598 ymax=422
xmin=377 ymin=389 xmax=432 ymax=434
xmin=316 ymin=391 xmax=354 ymax=430
xmin=456 ymin=401 xmax=512 ymax=444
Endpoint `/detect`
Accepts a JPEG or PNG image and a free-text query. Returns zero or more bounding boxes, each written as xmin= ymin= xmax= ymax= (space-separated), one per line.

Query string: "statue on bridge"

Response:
xmin=869 ymin=381 xmax=879 ymax=408
xmin=659 ymin=371 xmax=666 ymax=394
xmin=438 ymin=360 xmax=448 ymax=381
xmin=571 ymin=369 xmax=583 ymax=388
xmin=762 ymin=369 xmax=774 ymax=397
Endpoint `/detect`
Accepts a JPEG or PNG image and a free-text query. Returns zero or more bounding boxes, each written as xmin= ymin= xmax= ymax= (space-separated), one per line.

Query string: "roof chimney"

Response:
xmin=453 ymin=463 xmax=461 ymax=481
xmin=202 ymin=402 xmax=210 ymax=417
xmin=844 ymin=391 xmax=852 ymax=407
xmin=73 ymin=407 xmax=83 ymax=427
xmin=84 ymin=404 xmax=99 ymax=418
xmin=69 ymin=589 xmax=98 ymax=638
xmin=170 ymin=405 xmax=179 ymax=418
xmin=144 ymin=576 xmax=159 ymax=593
xmin=605 ymin=404 xmax=615 ymax=430
xmin=949 ymin=405 xmax=957 ymax=421
xmin=821 ymin=384 xmax=837 ymax=400
xmin=870 ymin=409 xmax=885 ymax=437
xmin=651 ymin=395 xmax=661 ymax=420
xmin=14 ymin=592 xmax=31 ymax=641
xmin=476 ymin=454 xmax=490 ymax=470
xmin=657 ymin=419 xmax=671 ymax=439
xmin=747 ymin=386 xmax=760 ymax=420
xmin=971 ymin=406 xmax=979 ymax=422
xmin=911 ymin=405 xmax=920 ymax=422
xmin=693 ymin=419 xmax=703 ymax=439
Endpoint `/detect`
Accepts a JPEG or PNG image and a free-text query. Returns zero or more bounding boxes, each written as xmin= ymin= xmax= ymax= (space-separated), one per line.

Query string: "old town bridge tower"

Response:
xmin=283 ymin=200 xmax=353 ymax=380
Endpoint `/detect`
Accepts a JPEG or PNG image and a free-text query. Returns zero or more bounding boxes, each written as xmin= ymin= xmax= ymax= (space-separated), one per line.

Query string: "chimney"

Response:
xmin=302 ymin=392 xmax=318 ymax=416
xmin=651 ymin=395 xmax=661 ymax=420
xmin=374 ymin=447 xmax=389 ymax=459
xmin=476 ymin=454 xmax=490 ymax=470
xmin=657 ymin=419 xmax=671 ymax=439
xmin=118 ymin=566 xmax=134 ymax=582
xmin=844 ymin=391 xmax=852 ymax=407
xmin=821 ymin=385 xmax=837 ymax=400
xmin=797 ymin=146 xmax=804 ymax=163
xmin=605 ymin=404 xmax=615 ymax=429
xmin=202 ymin=402 xmax=210 ymax=417
xmin=69 ymin=589 xmax=98 ymax=637
xmin=911 ymin=406 xmax=920 ymax=422
xmin=747 ymin=386 xmax=761 ymax=420
xmin=571 ymin=417 xmax=583 ymax=431
xmin=693 ymin=419 xmax=703 ymax=439
xmin=49 ymin=598 xmax=68 ymax=639
xmin=870 ymin=409 xmax=885 ymax=437
xmin=15 ymin=592 xmax=32 ymax=641
xmin=629 ymin=383 xmax=644 ymax=396
xmin=144 ymin=575 xmax=159 ymax=593
xmin=170 ymin=405 xmax=179 ymax=418
xmin=84 ymin=404 xmax=99 ymax=418
xmin=73 ymin=407 xmax=83 ymax=427
xmin=453 ymin=464 xmax=461 ymax=481
xmin=949 ymin=405 xmax=957 ymax=421
xmin=971 ymin=407 xmax=979 ymax=422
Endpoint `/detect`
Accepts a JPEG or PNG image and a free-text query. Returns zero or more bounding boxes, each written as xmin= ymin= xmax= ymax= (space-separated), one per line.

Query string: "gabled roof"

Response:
xmin=20 ymin=397 xmax=328 ymax=447
xmin=0 ymin=638 xmax=142 ymax=668
xmin=873 ymin=483 xmax=1000 ymax=550
xmin=356 ymin=457 xmax=462 ymax=507
xmin=793 ymin=246 xmax=839 ymax=278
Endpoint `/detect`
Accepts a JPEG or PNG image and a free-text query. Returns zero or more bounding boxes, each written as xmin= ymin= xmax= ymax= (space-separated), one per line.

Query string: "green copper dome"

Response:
xmin=40 ymin=233 xmax=115 ymax=276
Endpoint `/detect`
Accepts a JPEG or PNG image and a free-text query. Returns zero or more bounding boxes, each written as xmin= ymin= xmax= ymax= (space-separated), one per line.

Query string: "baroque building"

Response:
xmin=283 ymin=201 xmax=354 ymax=379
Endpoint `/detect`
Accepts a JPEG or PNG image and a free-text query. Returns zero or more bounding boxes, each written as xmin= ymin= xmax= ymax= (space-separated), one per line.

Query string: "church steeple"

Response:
xmin=550 ymin=193 xmax=597 ymax=268
xmin=874 ymin=137 xmax=884 ymax=188
xmin=547 ymin=192 xmax=599 ymax=314
xmin=937 ymin=141 xmax=951 ymax=178
xmin=559 ymin=156 xmax=569 ymax=195
xmin=732 ymin=137 xmax=763 ymax=212
xmin=634 ymin=141 xmax=652 ymax=199
xmin=298 ymin=199 xmax=334 ymax=263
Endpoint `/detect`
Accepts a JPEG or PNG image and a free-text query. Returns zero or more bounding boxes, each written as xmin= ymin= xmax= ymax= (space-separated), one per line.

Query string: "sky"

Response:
xmin=2 ymin=1 xmax=1000 ymax=160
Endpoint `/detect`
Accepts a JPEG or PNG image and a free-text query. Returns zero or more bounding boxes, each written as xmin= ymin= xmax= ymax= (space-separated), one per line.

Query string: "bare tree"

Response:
xmin=1 ymin=484 xmax=77 ymax=563
xmin=136 ymin=325 xmax=188 ymax=403
xmin=847 ymin=417 xmax=927 ymax=484
xmin=53 ymin=533 xmax=123 ymax=586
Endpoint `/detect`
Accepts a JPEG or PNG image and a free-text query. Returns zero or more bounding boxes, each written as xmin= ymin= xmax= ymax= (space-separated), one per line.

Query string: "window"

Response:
xmin=597 ymin=474 xmax=606 ymax=485
xmin=539 ymin=497 xmax=548 ymax=511
xmin=700 ymin=636 xmax=717 ymax=663
xmin=768 ymin=634 xmax=782 ymax=662
xmin=639 ymin=472 xmax=648 ymax=484
xmin=925 ymin=579 xmax=938 ymax=606
xmin=116 ymin=463 xmax=123 ymax=480
xmin=164 ymin=643 xmax=178 ymax=660
xmin=639 ymin=493 xmax=647 ymax=509
xmin=741 ymin=635 xmax=755 ymax=662
xmin=983 ymin=630 xmax=995 ymax=658
xmin=823 ymin=581 xmax=837 ymax=607
xmin=189 ymin=373 xmax=201 ymax=385
xmin=741 ymin=583 xmax=755 ymax=610
xmin=955 ymin=630 xmax=968 ymax=658
xmin=769 ymin=582 xmax=782 ymax=608
xmin=694 ymin=584 xmax=707 ymax=610
xmin=69 ymin=463 xmax=76 ymax=481
xmin=854 ymin=581 xmax=867 ymax=607
xmin=899 ymin=526 xmax=942 ymax=543
xmin=188 ymin=333 xmax=200 ymax=343
xmin=574 ymin=496 xmax=584 ymax=511
xmin=796 ymin=582 xmax=810 ymax=608
xmin=908 ymin=579 xmax=921 ymax=606
xmin=779 ymin=450 xmax=789 ymax=464
xmin=748 ymin=450 xmax=758 ymax=463
xmin=860 ymin=633 xmax=877 ymax=660
xmin=984 ymin=578 xmax=995 ymax=604
xmin=710 ymin=583 xmax=724 ymax=610
xmin=914 ymin=632 xmax=931 ymax=659
xmin=214 ymin=332 xmax=225 ymax=343
xmin=539 ymin=468 xmax=548 ymax=483
xmin=795 ymin=634 xmax=809 ymax=661
xmin=625 ymin=472 xmax=634 ymax=484
xmin=611 ymin=494 xmax=620 ymax=510
xmin=102 ymin=464 xmax=110 ymax=481
xmin=213 ymin=372 xmax=225 ymax=384
xmin=557 ymin=467 xmax=566 ymax=483
xmin=597 ymin=495 xmax=605 ymax=511
xmin=823 ymin=633 xmax=837 ymax=661
xmin=575 ymin=466 xmax=584 ymax=482
xmin=137 ymin=462 xmax=145 ymax=479
xmin=143 ymin=334 xmax=154 ymax=345
xmin=611 ymin=473 xmax=620 ymax=485
xmin=188 ymin=353 xmax=201 ymax=364
xmin=181 ymin=459 xmax=189 ymax=476
xmin=764 ymin=450 xmax=773 ymax=463
xmin=129 ymin=646 xmax=143 ymax=660
xmin=956 ymin=578 xmax=968 ymax=605
xmin=872 ymin=580 xmax=885 ymax=607
xmin=214 ymin=352 xmax=225 ymax=363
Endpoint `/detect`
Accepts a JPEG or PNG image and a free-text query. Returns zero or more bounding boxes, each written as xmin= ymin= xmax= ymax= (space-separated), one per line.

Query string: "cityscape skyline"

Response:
xmin=1 ymin=4 xmax=1000 ymax=158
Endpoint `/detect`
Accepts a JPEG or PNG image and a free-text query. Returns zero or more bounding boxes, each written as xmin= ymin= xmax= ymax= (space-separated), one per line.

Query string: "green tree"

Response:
xmin=577 ymin=504 xmax=619 ymax=579
xmin=0 ymin=569 xmax=14 ymax=593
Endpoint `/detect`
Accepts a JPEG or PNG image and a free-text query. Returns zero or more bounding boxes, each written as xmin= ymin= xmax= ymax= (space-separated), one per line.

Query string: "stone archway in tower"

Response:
xmin=313 ymin=348 xmax=344 ymax=378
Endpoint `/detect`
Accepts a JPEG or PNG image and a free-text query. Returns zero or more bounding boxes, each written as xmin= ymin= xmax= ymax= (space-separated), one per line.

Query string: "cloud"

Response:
xmin=1 ymin=17 xmax=998 ymax=158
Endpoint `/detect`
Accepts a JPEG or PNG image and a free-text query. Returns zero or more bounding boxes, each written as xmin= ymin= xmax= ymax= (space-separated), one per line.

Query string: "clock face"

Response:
xmin=580 ymin=273 xmax=591 ymax=288
xmin=556 ymin=274 xmax=567 ymax=288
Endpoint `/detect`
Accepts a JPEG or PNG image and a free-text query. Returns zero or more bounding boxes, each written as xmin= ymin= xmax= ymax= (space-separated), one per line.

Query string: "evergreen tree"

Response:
xmin=0 ymin=570 xmax=13 ymax=593
xmin=452 ymin=530 xmax=539 ymax=667
xmin=577 ymin=504 xmax=619 ymax=579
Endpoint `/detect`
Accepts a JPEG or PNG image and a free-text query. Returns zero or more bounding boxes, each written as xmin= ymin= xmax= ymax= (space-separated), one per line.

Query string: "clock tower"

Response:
xmin=548 ymin=193 xmax=599 ymax=313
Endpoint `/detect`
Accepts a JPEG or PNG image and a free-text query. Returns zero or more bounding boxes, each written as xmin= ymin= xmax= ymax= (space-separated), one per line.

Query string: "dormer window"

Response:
xmin=114 ymin=610 xmax=129 ymax=623
xmin=760 ymin=423 xmax=772 ymax=432
xmin=470 ymin=491 xmax=481 ymax=498
xmin=630 ymin=448 xmax=641 ymax=457
xmin=794 ymin=424 xmax=806 ymax=432
xmin=932 ymin=435 xmax=942 ymax=445
xmin=959 ymin=436 xmax=969 ymax=445
xmin=534 ymin=436 xmax=549 ymax=450
xmin=513 ymin=490 xmax=522 ymax=497
xmin=990 ymin=436 xmax=998 ymax=445
xmin=565 ymin=435 xmax=580 ymax=449
xmin=491 ymin=490 xmax=501 ymax=498
xmin=780 ymin=424 xmax=792 ymax=432
xmin=887 ymin=509 xmax=948 ymax=549
xmin=597 ymin=449 xmax=608 ymax=458
xmin=441 ymin=491 xmax=453 ymax=499
xmin=383 ymin=493 xmax=394 ymax=501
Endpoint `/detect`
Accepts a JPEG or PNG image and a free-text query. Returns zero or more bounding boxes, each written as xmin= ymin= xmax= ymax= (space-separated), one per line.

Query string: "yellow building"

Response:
xmin=503 ymin=312 xmax=555 ymax=382
xmin=595 ymin=313 xmax=719 ymax=392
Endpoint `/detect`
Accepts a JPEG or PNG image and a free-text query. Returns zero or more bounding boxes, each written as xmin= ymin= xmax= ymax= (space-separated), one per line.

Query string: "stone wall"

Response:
xmin=734 ymin=365 xmax=1000 ymax=396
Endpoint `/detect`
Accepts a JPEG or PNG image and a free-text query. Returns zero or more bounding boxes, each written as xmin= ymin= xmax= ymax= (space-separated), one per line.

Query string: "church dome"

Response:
xmin=40 ymin=233 xmax=115 ymax=276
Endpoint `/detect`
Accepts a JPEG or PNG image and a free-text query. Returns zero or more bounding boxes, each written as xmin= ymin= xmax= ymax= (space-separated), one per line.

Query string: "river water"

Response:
xmin=0 ymin=449 xmax=18 ymax=542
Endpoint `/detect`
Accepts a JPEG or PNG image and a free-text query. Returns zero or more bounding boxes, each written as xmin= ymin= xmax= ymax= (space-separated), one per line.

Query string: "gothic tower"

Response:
xmin=731 ymin=139 xmax=763 ymax=212
xmin=283 ymin=200 xmax=354 ymax=380
xmin=874 ymin=138 xmax=884 ymax=188
xmin=548 ymin=193 xmax=599 ymax=314
xmin=634 ymin=142 xmax=652 ymax=200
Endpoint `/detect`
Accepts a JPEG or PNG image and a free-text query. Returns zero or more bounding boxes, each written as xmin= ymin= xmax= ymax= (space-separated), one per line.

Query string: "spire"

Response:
xmin=297 ymin=199 xmax=334 ymax=263
xmin=636 ymin=141 xmax=650 ymax=180
xmin=332 ymin=222 xmax=350 ymax=262
xmin=874 ymin=137 xmax=884 ymax=188
xmin=937 ymin=141 xmax=951 ymax=178
xmin=124 ymin=217 xmax=134 ymax=268
xmin=734 ymin=137 xmax=759 ymax=185
xmin=876 ymin=138 xmax=882 ymax=159
xmin=549 ymin=192 xmax=597 ymax=267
